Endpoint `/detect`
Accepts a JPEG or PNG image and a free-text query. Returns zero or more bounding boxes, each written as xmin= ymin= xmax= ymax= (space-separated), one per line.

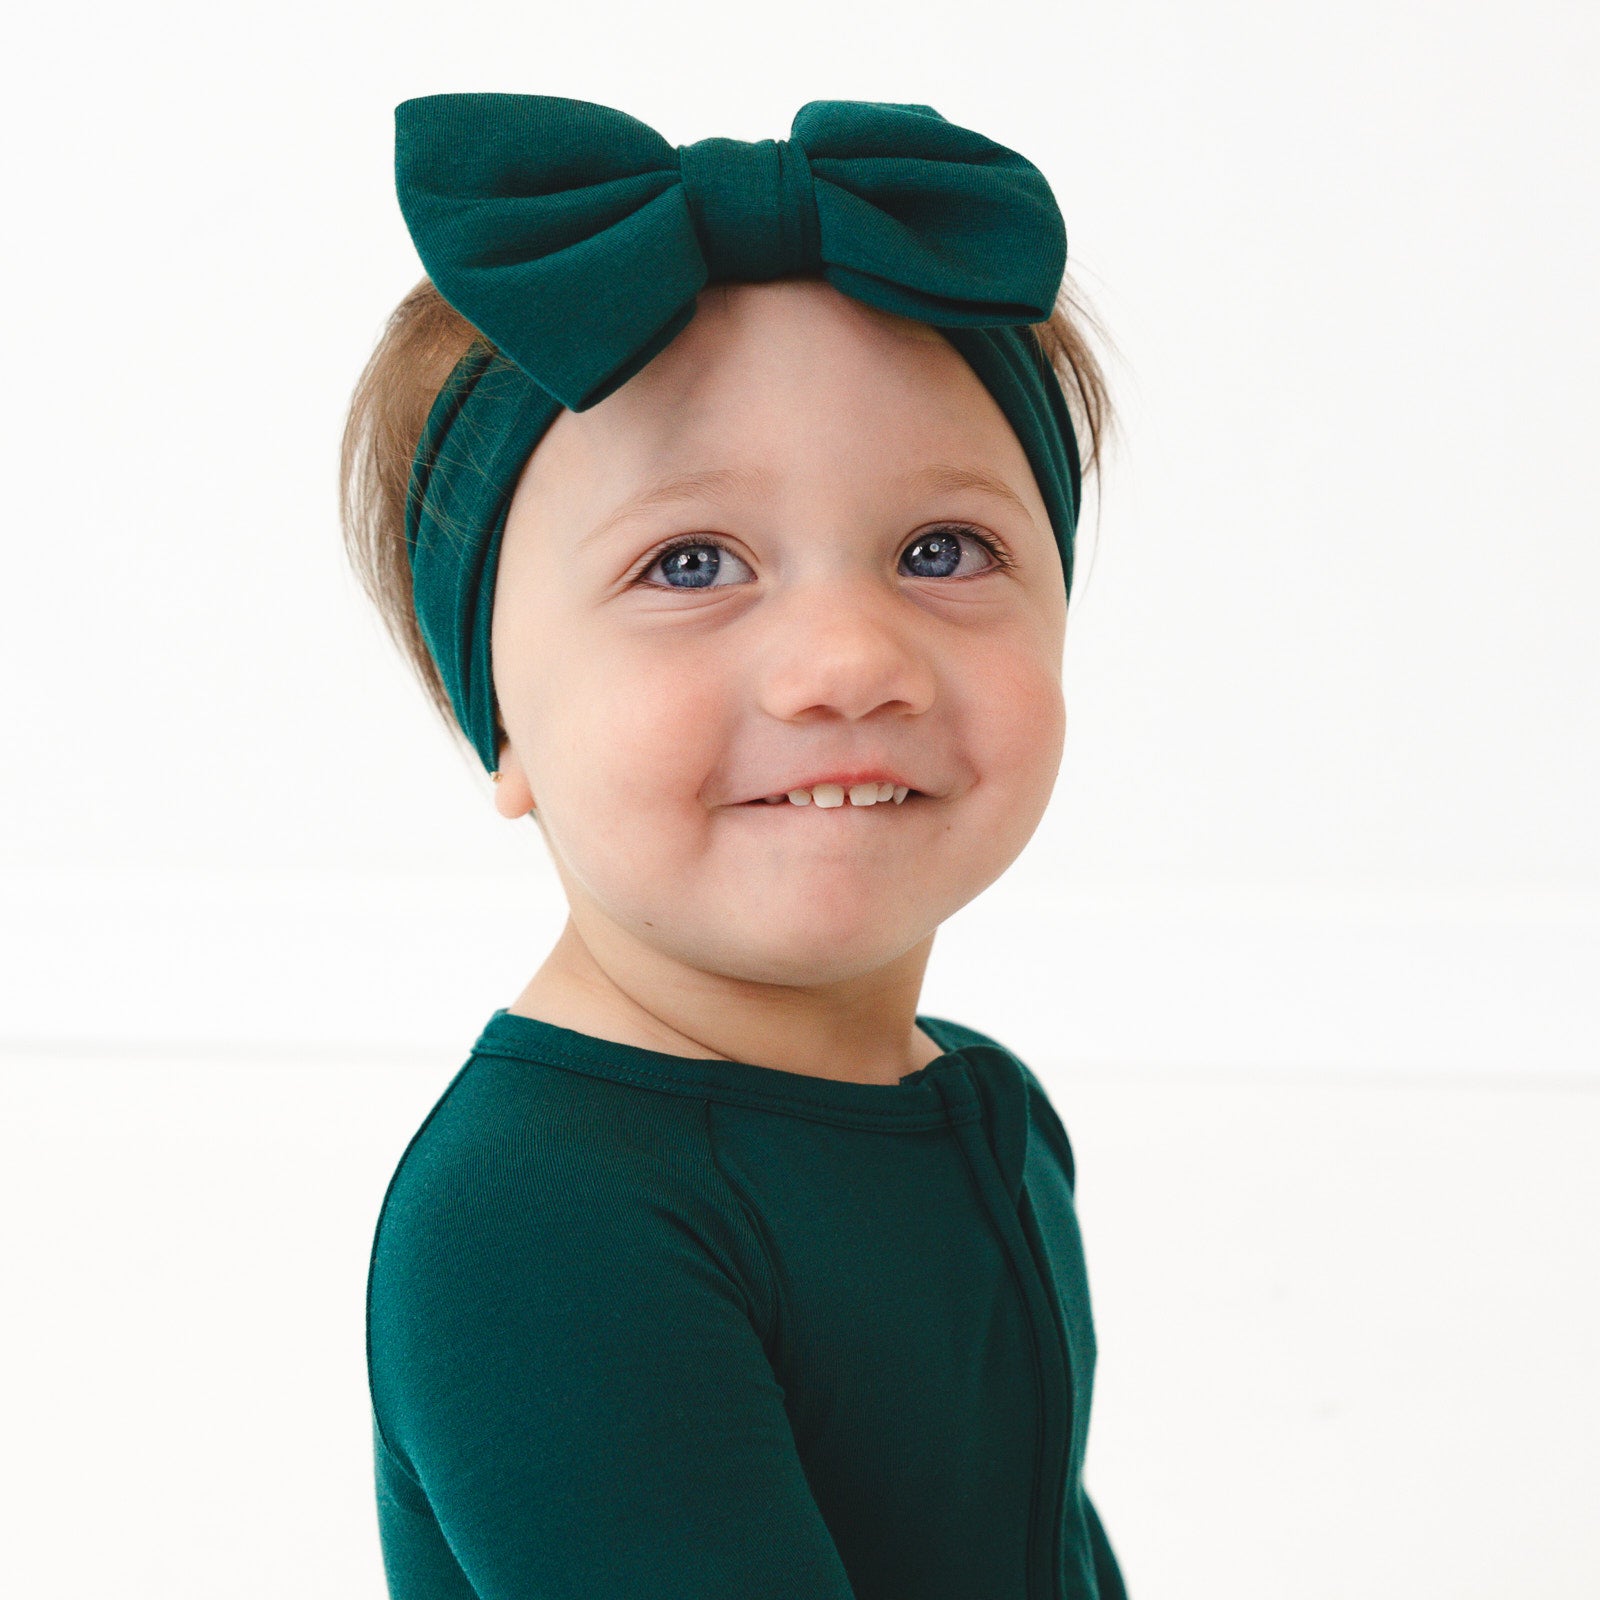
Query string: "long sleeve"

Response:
xmin=368 ymin=1115 xmax=858 ymax=1600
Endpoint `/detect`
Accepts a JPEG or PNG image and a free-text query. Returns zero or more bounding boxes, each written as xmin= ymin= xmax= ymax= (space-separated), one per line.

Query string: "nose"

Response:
xmin=754 ymin=570 xmax=938 ymax=724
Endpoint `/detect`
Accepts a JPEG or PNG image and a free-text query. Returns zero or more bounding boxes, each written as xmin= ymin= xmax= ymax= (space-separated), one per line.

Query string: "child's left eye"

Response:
xmin=634 ymin=526 xmax=1011 ymax=591
xmin=900 ymin=526 xmax=1012 ymax=580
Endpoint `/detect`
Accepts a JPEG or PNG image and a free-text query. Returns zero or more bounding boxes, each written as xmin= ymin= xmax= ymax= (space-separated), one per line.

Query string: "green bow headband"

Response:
xmin=395 ymin=93 xmax=1082 ymax=774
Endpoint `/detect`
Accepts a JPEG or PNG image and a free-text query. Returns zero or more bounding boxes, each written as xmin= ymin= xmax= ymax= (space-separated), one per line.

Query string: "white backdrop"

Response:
xmin=2 ymin=3 xmax=1596 ymax=1596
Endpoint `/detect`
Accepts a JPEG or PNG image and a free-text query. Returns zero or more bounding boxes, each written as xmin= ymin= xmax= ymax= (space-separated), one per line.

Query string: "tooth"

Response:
xmin=848 ymin=783 xmax=880 ymax=807
xmin=892 ymin=785 xmax=909 ymax=804
xmin=812 ymin=783 xmax=846 ymax=808
xmin=786 ymin=788 xmax=813 ymax=806
xmin=876 ymin=782 xmax=895 ymax=802
xmin=763 ymin=794 xmax=784 ymax=803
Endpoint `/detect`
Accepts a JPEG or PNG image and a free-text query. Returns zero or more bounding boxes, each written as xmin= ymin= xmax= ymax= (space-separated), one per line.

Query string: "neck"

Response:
xmin=508 ymin=913 xmax=943 ymax=1087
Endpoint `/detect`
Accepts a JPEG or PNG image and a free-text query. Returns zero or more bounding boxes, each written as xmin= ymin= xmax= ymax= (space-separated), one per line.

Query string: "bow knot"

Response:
xmin=677 ymin=135 xmax=820 ymax=283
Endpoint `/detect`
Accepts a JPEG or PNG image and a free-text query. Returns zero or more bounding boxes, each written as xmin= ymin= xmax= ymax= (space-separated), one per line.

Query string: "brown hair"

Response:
xmin=339 ymin=275 xmax=1116 ymax=755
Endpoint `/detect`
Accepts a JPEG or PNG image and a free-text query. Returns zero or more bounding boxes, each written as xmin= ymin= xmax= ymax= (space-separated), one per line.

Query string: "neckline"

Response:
xmin=470 ymin=1007 xmax=984 ymax=1128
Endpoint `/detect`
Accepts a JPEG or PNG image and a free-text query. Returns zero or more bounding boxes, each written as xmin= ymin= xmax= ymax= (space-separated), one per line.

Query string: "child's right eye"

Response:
xmin=635 ymin=537 xmax=753 ymax=590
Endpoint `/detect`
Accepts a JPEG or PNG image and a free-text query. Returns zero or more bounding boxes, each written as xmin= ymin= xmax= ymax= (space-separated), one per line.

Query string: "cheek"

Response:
xmin=958 ymin=637 xmax=1066 ymax=793
xmin=527 ymin=631 xmax=730 ymax=816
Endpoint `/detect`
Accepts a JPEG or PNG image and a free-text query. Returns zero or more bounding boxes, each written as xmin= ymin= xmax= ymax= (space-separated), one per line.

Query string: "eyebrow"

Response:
xmin=578 ymin=460 xmax=1033 ymax=549
xmin=896 ymin=463 xmax=1034 ymax=521
xmin=578 ymin=466 xmax=777 ymax=549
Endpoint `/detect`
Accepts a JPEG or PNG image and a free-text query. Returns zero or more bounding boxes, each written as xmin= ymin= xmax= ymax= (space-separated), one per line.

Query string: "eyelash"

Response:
xmin=629 ymin=525 xmax=1016 ymax=587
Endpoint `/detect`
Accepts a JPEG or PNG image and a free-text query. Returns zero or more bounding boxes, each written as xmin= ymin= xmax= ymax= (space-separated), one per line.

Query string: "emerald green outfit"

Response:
xmin=372 ymin=91 xmax=1122 ymax=1597
xmin=367 ymin=1009 xmax=1126 ymax=1598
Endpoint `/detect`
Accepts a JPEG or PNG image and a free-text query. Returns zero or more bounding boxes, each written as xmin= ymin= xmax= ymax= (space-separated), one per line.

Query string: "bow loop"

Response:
xmin=793 ymin=99 xmax=1067 ymax=327
xmin=676 ymin=136 xmax=820 ymax=283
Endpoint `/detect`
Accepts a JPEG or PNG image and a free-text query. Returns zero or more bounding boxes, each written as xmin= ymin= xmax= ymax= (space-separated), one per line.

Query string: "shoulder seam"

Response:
xmin=1017 ymin=1060 xmax=1078 ymax=1195
xmin=371 ymin=1405 xmax=430 ymax=1509
xmin=701 ymin=1100 xmax=790 ymax=1359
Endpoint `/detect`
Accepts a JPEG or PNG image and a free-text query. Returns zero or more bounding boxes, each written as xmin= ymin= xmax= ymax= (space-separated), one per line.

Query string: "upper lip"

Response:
xmin=732 ymin=768 xmax=926 ymax=804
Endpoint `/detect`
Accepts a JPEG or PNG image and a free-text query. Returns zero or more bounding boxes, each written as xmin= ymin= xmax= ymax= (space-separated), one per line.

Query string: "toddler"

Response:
xmin=344 ymin=92 xmax=1125 ymax=1600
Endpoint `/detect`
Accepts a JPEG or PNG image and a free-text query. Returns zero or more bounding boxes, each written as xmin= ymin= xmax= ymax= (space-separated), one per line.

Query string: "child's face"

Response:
xmin=491 ymin=279 xmax=1067 ymax=990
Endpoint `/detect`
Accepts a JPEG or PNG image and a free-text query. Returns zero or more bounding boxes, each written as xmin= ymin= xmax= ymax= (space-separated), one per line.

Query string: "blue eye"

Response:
xmin=634 ymin=525 xmax=1011 ymax=591
xmin=641 ymin=540 xmax=754 ymax=590
xmin=900 ymin=527 xmax=1009 ymax=579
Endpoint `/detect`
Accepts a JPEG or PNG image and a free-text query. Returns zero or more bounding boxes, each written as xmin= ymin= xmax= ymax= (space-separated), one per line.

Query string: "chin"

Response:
xmin=686 ymin=909 xmax=928 ymax=988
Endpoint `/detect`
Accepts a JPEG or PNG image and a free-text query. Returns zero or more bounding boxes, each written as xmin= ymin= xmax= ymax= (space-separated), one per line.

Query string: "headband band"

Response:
xmin=395 ymin=93 xmax=1082 ymax=774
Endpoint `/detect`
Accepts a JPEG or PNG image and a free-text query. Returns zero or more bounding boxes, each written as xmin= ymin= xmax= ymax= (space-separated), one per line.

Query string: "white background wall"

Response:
xmin=2 ymin=2 xmax=1595 ymax=1595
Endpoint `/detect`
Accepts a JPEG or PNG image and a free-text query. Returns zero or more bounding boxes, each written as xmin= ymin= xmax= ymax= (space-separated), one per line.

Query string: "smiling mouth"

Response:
xmin=738 ymin=783 xmax=923 ymax=809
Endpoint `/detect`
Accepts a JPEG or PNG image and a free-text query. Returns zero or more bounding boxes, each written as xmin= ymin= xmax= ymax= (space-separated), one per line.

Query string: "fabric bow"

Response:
xmin=391 ymin=93 xmax=1082 ymax=776
xmin=395 ymin=94 xmax=1069 ymax=413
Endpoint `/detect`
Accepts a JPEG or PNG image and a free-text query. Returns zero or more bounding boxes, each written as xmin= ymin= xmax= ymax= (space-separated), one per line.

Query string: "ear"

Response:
xmin=491 ymin=739 xmax=537 ymax=819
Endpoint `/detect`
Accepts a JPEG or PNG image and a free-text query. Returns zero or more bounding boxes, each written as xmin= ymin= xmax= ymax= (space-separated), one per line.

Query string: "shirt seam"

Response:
xmin=371 ymin=1408 xmax=432 ymax=1511
xmin=931 ymin=1063 xmax=1053 ymax=1599
xmin=471 ymin=1043 xmax=978 ymax=1131
xmin=1017 ymin=1062 xmax=1077 ymax=1195
xmin=701 ymin=1099 xmax=792 ymax=1359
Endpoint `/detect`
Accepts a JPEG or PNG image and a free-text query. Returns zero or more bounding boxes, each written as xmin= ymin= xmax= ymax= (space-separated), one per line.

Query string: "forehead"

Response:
xmin=516 ymin=278 xmax=1033 ymax=508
